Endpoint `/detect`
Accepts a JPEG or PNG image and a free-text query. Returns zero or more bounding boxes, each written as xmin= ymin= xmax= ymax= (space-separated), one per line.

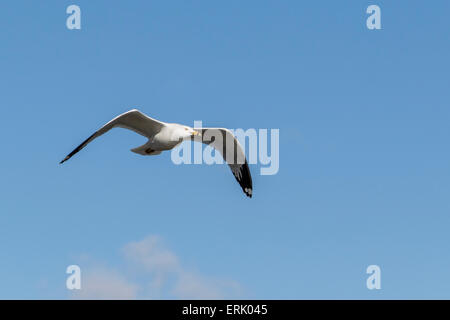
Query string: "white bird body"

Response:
xmin=60 ymin=109 xmax=253 ymax=197
xmin=131 ymin=124 xmax=191 ymax=155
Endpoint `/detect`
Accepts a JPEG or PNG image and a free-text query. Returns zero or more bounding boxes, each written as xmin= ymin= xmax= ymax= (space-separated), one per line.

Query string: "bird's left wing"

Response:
xmin=60 ymin=109 xmax=165 ymax=164
xmin=193 ymin=128 xmax=253 ymax=198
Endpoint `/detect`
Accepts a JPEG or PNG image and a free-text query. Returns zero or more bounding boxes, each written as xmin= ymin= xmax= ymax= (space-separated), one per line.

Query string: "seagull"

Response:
xmin=60 ymin=109 xmax=253 ymax=197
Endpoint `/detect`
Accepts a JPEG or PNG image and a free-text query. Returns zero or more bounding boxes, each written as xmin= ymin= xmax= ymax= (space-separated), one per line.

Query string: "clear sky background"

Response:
xmin=1 ymin=0 xmax=450 ymax=299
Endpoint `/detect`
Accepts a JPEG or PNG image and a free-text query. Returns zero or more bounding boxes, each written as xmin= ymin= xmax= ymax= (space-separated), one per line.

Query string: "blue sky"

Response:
xmin=1 ymin=0 xmax=450 ymax=299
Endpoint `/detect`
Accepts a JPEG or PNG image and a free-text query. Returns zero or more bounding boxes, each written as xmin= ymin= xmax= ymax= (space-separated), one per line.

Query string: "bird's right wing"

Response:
xmin=193 ymin=128 xmax=253 ymax=197
xmin=60 ymin=109 xmax=165 ymax=164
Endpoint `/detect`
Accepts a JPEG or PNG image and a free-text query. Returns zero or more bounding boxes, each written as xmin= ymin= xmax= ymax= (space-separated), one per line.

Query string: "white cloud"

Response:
xmin=172 ymin=271 xmax=241 ymax=299
xmin=123 ymin=235 xmax=180 ymax=273
xmin=70 ymin=235 xmax=242 ymax=299
xmin=72 ymin=267 xmax=138 ymax=300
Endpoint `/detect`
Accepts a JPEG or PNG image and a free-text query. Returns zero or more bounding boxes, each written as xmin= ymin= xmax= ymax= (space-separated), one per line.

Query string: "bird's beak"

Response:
xmin=192 ymin=130 xmax=201 ymax=136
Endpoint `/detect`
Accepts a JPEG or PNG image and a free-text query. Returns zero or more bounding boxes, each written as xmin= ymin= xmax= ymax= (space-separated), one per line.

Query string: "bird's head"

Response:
xmin=174 ymin=125 xmax=201 ymax=141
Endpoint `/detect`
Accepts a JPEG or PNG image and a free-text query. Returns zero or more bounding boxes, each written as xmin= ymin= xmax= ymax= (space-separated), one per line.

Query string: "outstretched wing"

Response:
xmin=193 ymin=128 xmax=253 ymax=198
xmin=60 ymin=109 xmax=165 ymax=164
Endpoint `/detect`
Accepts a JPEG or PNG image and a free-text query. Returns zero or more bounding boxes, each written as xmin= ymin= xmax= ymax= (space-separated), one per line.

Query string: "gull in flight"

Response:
xmin=60 ymin=109 xmax=253 ymax=197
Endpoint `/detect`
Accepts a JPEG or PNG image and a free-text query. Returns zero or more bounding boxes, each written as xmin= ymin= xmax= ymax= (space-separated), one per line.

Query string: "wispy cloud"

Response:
xmin=72 ymin=267 xmax=138 ymax=300
xmin=70 ymin=235 xmax=242 ymax=300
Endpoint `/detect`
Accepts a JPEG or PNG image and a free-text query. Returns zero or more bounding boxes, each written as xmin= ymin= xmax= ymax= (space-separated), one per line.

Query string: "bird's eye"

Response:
xmin=185 ymin=128 xmax=188 ymax=131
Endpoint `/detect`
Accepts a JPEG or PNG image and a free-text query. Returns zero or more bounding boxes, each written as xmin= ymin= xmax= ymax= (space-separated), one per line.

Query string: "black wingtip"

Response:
xmin=59 ymin=131 xmax=97 ymax=166
xmin=59 ymin=156 xmax=69 ymax=164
